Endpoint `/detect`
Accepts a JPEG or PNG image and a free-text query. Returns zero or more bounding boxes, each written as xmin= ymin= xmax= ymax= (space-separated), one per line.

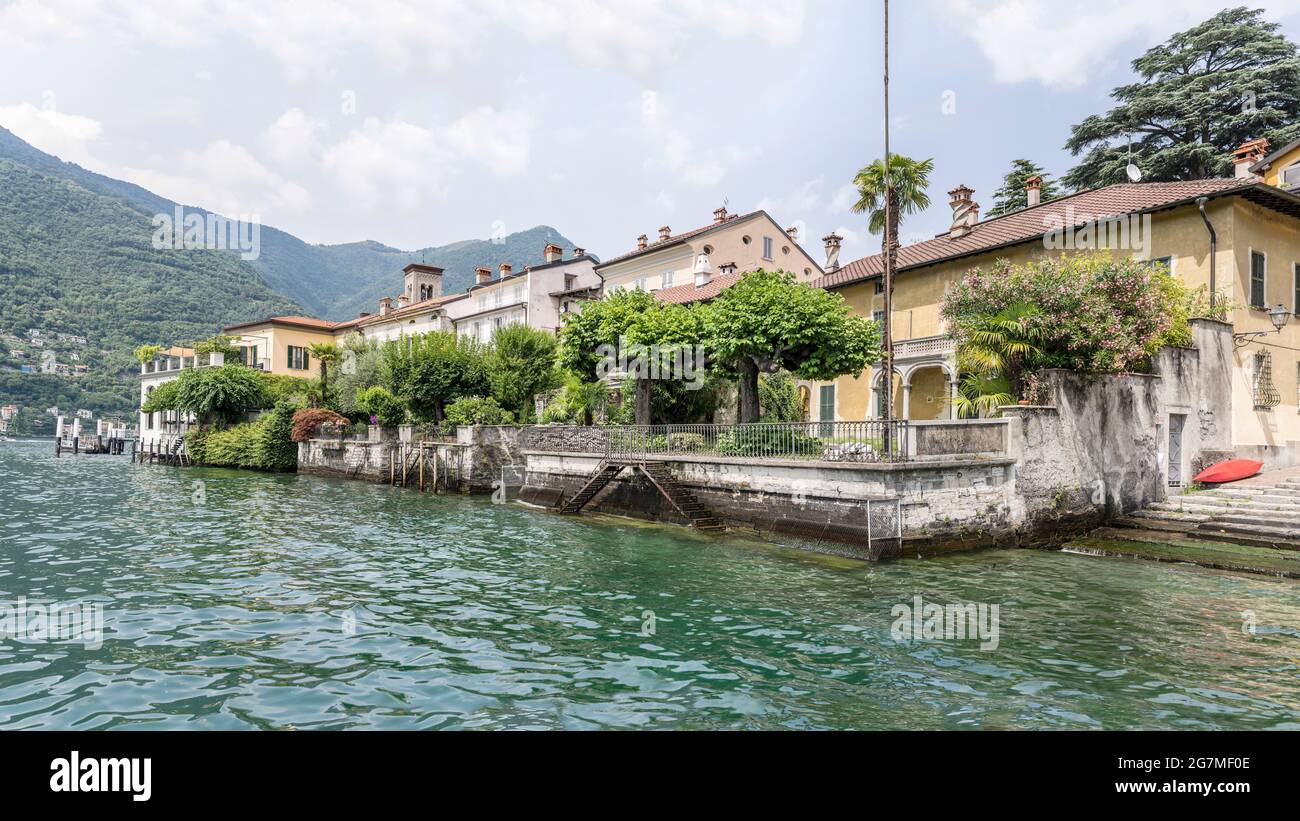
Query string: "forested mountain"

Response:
xmin=0 ymin=126 xmax=578 ymax=414
xmin=0 ymin=126 xmax=577 ymax=320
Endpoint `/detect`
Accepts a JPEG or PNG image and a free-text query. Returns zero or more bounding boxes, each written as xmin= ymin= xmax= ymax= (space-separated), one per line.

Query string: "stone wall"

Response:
xmin=299 ymin=425 xmax=526 ymax=492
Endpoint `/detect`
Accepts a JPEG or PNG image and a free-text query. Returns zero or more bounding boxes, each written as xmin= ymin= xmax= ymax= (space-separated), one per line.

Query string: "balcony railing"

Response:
xmin=600 ymin=421 xmax=909 ymax=463
xmin=892 ymin=335 xmax=955 ymax=360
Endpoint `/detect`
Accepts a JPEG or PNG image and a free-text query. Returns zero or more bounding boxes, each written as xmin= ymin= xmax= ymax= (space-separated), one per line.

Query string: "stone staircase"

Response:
xmin=1115 ymin=478 xmax=1300 ymax=551
xmin=558 ymin=460 xmax=725 ymax=532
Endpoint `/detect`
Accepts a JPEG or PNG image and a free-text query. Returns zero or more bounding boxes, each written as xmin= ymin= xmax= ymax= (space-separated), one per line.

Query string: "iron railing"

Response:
xmin=602 ymin=421 xmax=909 ymax=463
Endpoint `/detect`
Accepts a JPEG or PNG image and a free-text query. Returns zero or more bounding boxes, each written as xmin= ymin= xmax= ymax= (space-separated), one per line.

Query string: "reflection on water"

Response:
xmin=1 ymin=438 xmax=1298 ymax=729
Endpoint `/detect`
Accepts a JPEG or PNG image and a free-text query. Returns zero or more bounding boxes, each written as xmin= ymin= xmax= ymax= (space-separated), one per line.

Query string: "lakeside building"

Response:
xmin=806 ymin=140 xmax=1300 ymax=463
xmin=446 ymin=245 xmax=601 ymax=343
xmin=595 ymin=207 xmax=824 ymax=305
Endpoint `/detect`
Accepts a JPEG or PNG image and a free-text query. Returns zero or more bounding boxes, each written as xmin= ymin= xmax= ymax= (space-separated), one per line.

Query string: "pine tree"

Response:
xmin=1064 ymin=7 xmax=1300 ymax=190
xmin=986 ymin=160 xmax=1061 ymax=217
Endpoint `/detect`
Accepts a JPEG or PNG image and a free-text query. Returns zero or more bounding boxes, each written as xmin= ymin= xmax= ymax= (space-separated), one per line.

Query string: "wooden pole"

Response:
xmin=419 ymin=445 xmax=425 ymax=492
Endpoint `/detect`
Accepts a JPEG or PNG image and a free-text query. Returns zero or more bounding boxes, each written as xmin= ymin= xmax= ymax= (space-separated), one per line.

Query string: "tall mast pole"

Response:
xmin=881 ymin=0 xmax=895 ymax=428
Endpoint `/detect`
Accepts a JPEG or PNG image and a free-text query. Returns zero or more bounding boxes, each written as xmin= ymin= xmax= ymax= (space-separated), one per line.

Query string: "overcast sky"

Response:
xmin=3 ymin=0 xmax=1300 ymax=267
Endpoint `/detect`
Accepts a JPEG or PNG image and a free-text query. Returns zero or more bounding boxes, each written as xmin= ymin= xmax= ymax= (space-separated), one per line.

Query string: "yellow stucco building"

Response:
xmin=810 ymin=154 xmax=1300 ymax=455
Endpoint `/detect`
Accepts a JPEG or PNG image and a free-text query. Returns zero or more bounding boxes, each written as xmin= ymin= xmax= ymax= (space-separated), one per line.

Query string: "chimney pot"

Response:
xmin=1233 ymin=138 xmax=1270 ymax=179
xmin=499 ymin=263 xmax=512 ymax=277
xmin=947 ymin=185 xmax=979 ymax=238
xmin=397 ymin=294 xmax=410 ymax=308
xmin=713 ymin=206 xmax=728 ymax=224
xmin=543 ymin=243 xmax=563 ymax=263
xmin=572 ymin=247 xmax=586 ymax=258
xmin=475 ymin=266 xmax=492 ymax=285
xmin=637 ymin=234 xmax=648 ymax=251
xmin=378 ymin=296 xmax=393 ymax=317
xmin=658 ymin=226 xmax=671 ymax=242
xmin=822 ymin=232 xmax=843 ymax=272
xmin=1024 ymin=175 xmax=1043 ymax=208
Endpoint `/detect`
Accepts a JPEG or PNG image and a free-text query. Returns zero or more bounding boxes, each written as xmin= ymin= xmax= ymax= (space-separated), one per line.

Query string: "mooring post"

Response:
xmin=419 ymin=446 xmax=425 ymax=492
xmin=73 ymin=436 xmax=79 ymax=455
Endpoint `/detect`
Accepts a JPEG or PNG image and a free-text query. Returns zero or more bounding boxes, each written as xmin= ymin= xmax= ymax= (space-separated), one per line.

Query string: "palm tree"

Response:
xmin=952 ymin=302 xmax=1046 ymax=418
xmin=307 ymin=342 xmax=342 ymax=408
xmin=851 ymin=155 xmax=934 ymax=242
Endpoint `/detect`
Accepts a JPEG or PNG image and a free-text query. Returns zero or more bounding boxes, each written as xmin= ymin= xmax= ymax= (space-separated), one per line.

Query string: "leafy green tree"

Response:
xmin=307 ymin=342 xmax=342 ymax=408
xmin=985 ymin=160 xmax=1062 ymax=217
xmin=1064 ymin=7 xmax=1300 ymax=189
xmin=704 ymin=270 xmax=882 ymax=423
xmin=381 ymin=332 xmax=490 ymax=423
xmin=444 ymin=396 xmax=514 ymax=428
xmin=133 ymin=344 xmax=162 ymax=365
xmin=333 ymin=334 xmax=385 ymax=416
xmin=194 ymin=334 xmax=240 ymax=358
xmin=172 ymin=364 xmax=268 ymax=427
xmin=141 ymin=379 xmax=181 ymax=414
xmin=557 ymin=289 xmax=700 ymax=424
xmin=487 ymin=324 xmax=561 ymax=421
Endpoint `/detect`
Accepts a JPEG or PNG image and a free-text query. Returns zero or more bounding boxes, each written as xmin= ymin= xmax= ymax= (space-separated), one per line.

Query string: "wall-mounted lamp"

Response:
xmin=1234 ymin=304 xmax=1291 ymax=348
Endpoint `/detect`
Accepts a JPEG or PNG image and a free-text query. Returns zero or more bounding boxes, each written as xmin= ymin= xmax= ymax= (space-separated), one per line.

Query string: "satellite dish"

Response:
xmin=1126 ymin=163 xmax=1143 ymax=183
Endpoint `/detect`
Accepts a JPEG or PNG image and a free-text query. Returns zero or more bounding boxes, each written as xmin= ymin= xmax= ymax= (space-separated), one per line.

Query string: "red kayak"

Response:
xmin=1193 ymin=459 xmax=1263 ymax=484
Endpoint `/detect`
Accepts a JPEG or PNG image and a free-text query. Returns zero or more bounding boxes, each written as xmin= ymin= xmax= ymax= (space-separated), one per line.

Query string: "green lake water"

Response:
xmin=1 ymin=438 xmax=1299 ymax=730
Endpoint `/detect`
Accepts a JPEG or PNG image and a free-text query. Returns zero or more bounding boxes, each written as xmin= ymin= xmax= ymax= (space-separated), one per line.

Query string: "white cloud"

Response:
xmin=2 ymin=0 xmax=806 ymax=78
xmin=0 ymin=102 xmax=103 ymax=167
xmin=263 ymin=108 xmax=327 ymax=165
xmin=121 ymin=139 xmax=311 ymax=217
xmin=945 ymin=0 xmax=1300 ymax=89
xmin=321 ymin=117 xmax=449 ymax=210
xmin=640 ymin=90 xmax=759 ymax=186
xmin=439 ymin=106 xmax=533 ymax=178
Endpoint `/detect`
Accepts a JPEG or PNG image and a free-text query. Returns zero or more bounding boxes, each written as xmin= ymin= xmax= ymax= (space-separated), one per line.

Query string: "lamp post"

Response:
xmin=1233 ymin=304 xmax=1291 ymax=348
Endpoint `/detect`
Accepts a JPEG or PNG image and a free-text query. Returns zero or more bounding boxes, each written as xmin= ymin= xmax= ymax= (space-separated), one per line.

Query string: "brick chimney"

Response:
xmin=1025 ymin=175 xmax=1043 ymax=208
xmin=475 ymin=266 xmax=492 ymax=285
xmin=1233 ymin=139 xmax=1270 ymax=179
xmin=822 ymin=233 xmax=843 ymax=272
xmin=378 ymin=296 xmax=393 ymax=317
xmin=498 ymin=263 xmax=513 ymax=278
xmin=572 ymin=247 xmax=586 ymax=258
xmin=948 ymin=185 xmax=979 ymax=238
xmin=713 ymin=206 xmax=728 ymax=224
xmin=658 ymin=226 xmax=671 ymax=242
xmin=637 ymin=234 xmax=648 ymax=251
xmin=543 ymin=243 xmax=563 ymax=263
xmin=397 ymin=294 xmax=410 ymax=309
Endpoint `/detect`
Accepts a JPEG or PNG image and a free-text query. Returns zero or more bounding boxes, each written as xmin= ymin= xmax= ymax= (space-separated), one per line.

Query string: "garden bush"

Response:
xmin=291 ymin=408 xmax=348 ymax=442
xmin=355 ymin=386 xmax=407 ymax=428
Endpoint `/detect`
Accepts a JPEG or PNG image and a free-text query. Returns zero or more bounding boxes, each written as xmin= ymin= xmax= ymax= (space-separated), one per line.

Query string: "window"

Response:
xmin=872 ymin=310 xmax=886 ymax=324
xmin=662 ymin=270 xmax=675 ymax=288
xmin=1149 ymin=256 xmax=1172 ymax=274
xmin=287 ymin=345 xmax=310 ymax=370
xmin=1294 ymin=262 xmax=1300 ymax=314
xmin=1251 ymin=250 xmax=1267 ymax=308
xmin=633 ymin=277 xmax=646 ymax=291
xmin=818 ymin=385 xmax=836 ymax=434
xmin=763 ymin=236 xmax=774 ymax=260
xmin=875 ymin=281 xmax=885 ymax=295
xmin=1283 ymin=163 xmax=1300 ymax=189
xmin=1253 ymin=350 xmax=1280 ymax=409
xmin=512 ymin=284 xmax=524 ymax=304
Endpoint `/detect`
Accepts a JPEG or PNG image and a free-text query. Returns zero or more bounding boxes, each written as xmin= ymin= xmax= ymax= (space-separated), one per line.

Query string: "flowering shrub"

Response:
xmin=941 ymin=254 xmax=1191 ymax=376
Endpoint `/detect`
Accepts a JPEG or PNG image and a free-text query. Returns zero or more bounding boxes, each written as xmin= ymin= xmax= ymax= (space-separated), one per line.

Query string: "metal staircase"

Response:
xmin=558 ymin=459 xmax=725 ymax=532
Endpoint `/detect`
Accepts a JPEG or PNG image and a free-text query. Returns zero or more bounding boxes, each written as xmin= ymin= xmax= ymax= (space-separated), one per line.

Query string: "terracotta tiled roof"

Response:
xmin=354 ymin=293 xmax=467 ymax=328
xmin=597 ymin=211 xmax=764 ymax=268
xmin=653 ymin=271 xmax=745 ymax=305
xmin=815 ymin=178 xmax=1258 ymax=290
xmin=224 ymin=315 xmax=352 ymax=333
